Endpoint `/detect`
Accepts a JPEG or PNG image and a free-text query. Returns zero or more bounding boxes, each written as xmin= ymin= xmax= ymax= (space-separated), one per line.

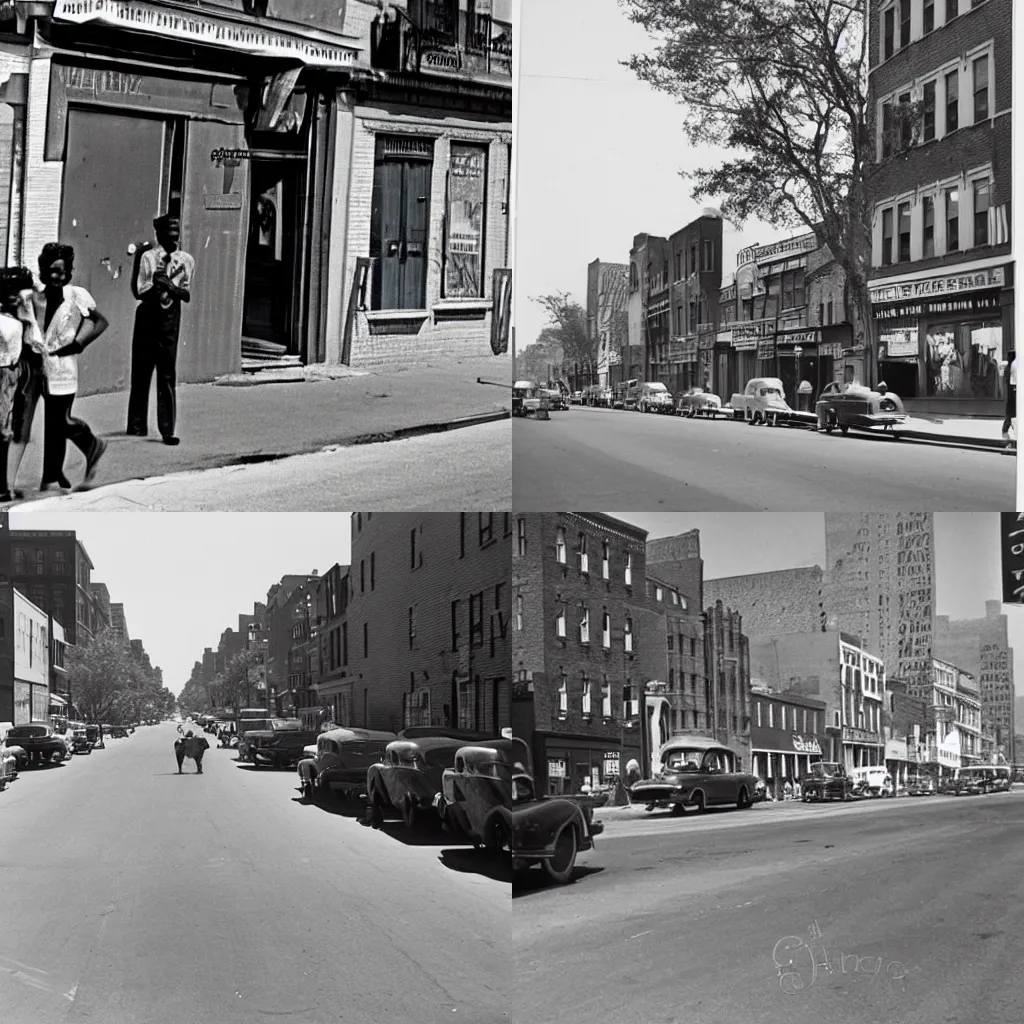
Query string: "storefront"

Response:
xmin=884 ymin=737 xmax=913 ymax=790
xmin=21 ymin=2 xmax=359 ymax=393
xmin=837 ymin=724 xmax=884 ymax=771
xmin=871 ymin=262 xmax=1014 ymax=415
xmin=749 ymin=691 xmax=828 ymax=799
xmin=533 ymin=731 xmax=640 ymax=797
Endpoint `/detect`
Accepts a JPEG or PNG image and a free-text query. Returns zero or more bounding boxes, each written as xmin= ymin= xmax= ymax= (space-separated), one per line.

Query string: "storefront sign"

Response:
xmin=880 ymin=328 xmax=918 ymax=358
xmin=885 ymin=739 xmax=909 ymax=762
xmin=603 ymin=752 xmax=619 ymax=777
xmin=792 ymin=734 xmax=822 ymax=755
xmin=874 ymin=293 xmax=1001 ymax=319
xmin=757 ymin=340 xmax=775 ymax=360
xmin=736 ymin=232 xmax=817 ymax=267
xmin=870 ymin=267 xmax=1005 ymax=305
xmin=698 ymin=334 xmax=715 ymax=351
xmin=445 ymin=144 xmax=486 ymax=299
xmin=1000 ymin=513 xmax=1024 ymax=604
xmin=818 ymin=342 xmax=844 ymax=358
xmin=547 ymin=759 xmax=566 ymax=779
xmin=668 ymin=337 xmax=698 ymax=362
xmin=778 ymin=330 xmax=818 ymax=347
xmin=733 ymin=338 xmax=758 ymax=352
xmin=842 ymin=726 xmax=881 ymax=745
xmin=422 ymin=48 xmax=462 ymax=72
xmin=716 ymin=330 xmax=733 ymax=345
xmin=211 ymin=148 xmax=251 ymax=164
xmin=732 ymin=318 xmax=774 ymax=343
xmin=53 ymin=1 xmax=358 ymax=66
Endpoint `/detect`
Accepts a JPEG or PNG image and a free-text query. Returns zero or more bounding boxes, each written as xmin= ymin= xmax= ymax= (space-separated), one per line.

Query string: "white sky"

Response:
xmin=627 ymin=512 xmax=1024 ymax=696
xmin=9 ymin=512 xmax=352 ymax=696
xmin=515 ymin=0 xmax=794 ymax=351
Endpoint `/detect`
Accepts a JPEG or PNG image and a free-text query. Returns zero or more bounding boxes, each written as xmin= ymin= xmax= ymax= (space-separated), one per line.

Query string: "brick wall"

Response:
xmin=704 ymin=567 xmax=827 ymax=640
xmin=646 ymin=530 xmax=704 ymax=609
xmin=705 ymin=601 xmax=752 ymax=767
xmin=349 ymin=512 xmax=510 ymax=734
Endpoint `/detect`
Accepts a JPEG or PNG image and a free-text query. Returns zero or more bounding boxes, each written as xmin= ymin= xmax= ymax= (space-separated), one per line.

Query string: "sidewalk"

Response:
xmin=894 ymin=414 xmax=1014 ymax=448
xmin=4 ymin=353 xmax=512 ymax=498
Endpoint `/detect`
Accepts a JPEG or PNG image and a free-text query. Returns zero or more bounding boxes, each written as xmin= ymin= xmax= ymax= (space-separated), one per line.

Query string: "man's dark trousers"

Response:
xmin=175 ymin=743 xmax=185 ymax=773
xmin=127 ymin=302 xmax=179 ymax=438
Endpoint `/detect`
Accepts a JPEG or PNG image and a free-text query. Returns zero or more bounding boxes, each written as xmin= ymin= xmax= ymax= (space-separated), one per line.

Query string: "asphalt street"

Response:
xmin=0 ymin=723 xmax=510 ymax=1024
xmin=512 ymin=407 xmax=1015 ymax=510
xmin=512 ymin=790 xmax=1024 ymax=1024
xmin=21 ymin=420 xmax=511 ymax=510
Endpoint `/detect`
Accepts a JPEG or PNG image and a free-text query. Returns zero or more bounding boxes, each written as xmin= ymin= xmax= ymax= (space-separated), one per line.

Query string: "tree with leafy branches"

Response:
xmin=531 ymin=293 xmax=596 ymax=388
xmin=620 ymin=0 xmax=919 ymax=387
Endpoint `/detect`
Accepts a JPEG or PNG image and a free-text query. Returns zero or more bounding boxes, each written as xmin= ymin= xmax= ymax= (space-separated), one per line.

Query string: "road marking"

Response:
xmin=64 ymin=983 xmax=78 ymax=1002
xmin=627 ymin=930 xmax=654 ymax=940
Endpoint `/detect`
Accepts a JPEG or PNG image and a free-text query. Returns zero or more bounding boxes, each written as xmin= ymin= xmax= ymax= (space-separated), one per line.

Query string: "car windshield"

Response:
xmin=760 ymin=387 xmax=783 ymax=397
xmin=9 ymin=725 xmax=47 ymax=738
xmin=809 ymin=762 xmax=841 ymax=776
xmin=663 ymin=750 xmax=705 ymax=771
xmin=270 ymin=720 xmax=302 ymax=731
xmin=647 ymin=384 xmax=668 ymax=393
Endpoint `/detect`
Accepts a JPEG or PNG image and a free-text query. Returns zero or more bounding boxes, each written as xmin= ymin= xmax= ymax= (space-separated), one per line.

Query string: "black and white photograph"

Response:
xmin=0 ymin=510 xmax=511 ymax=1023
xmin=512 ymin=0 xmax=1017 ymax=511
xmin=511 ymin=511 xmax=1024 ymax=1024
xmin=0 ymin=0 xmax=513 ymax=510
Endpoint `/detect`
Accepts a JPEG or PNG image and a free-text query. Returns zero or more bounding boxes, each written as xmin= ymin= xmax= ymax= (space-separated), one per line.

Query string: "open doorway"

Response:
xmin=242 ymin=157 xmax=304 ymax=362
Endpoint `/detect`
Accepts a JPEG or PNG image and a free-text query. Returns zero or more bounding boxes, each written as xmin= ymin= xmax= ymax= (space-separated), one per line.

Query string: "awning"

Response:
xmin=48 ymin=693 xmax=67 ymax=706
xmin=52 ymin=0 xmax=360 ymax=68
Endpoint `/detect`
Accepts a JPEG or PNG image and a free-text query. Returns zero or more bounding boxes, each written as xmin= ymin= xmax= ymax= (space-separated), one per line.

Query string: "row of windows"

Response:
xmin=552 ymin=607 xmax=636 ymax=649
xmin=754 ymin=702 xmax=822 ymax=734
xmin=878 ymin=48 xmax=993 ymax=161
xmin=877 ymin=177 xmax=995 ymax=266
xmin=12 ymin=547 xmax=70 ymax=576
xmin=640 ymin=238 xmax=718 ymax=295
xmin=519 ymin=521 xmax=636 ymax=584
xmin=882 ymin=0 xmax=991 ymax=63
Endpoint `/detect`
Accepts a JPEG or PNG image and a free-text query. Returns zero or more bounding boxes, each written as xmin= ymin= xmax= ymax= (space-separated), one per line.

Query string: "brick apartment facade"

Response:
xmin=309 ymin=562 xmax=352 ymax=728
xmin=512 ymin=513 xmax=667 ymax=794
xmin=347 ymin=512 xmax=509 ymax=736
xmin=866 ymin=0 xmax=1013 ymax=414
xmin=587 ymin=259 xmax=629 ymax=389
xmin=704 ymin=566 xmax=828 ymax=639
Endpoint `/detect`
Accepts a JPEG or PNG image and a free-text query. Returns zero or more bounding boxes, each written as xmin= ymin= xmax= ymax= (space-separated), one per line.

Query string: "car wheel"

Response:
xmin=491 ymin=820 xmax=512 ymax=853
xmin=670 ymin=802 xmax=686 ymax=816
xmin=840 ymin=424 xmax=849 ymax=436
xmin=541 ymin=827 xmax=578 ymax=885
xmin=737 ymin=786 xmax=752 ymax=809
xmin=693 ymin=791 xmax=707 ymax=813
xmin=400 ymin=794 xmax=417 ymax=829
xmin=301 ymin=779 xmax=314 ymax=802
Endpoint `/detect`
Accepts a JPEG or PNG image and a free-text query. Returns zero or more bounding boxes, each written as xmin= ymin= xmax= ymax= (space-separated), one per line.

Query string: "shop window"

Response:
xmin=924 ymin=0 xmax=935 ymax=32
xmin=973 ymin=180 xmax=990 ymax=246
xmin=922 ymin=195 xmax=935 ymax=258
xmin=945 ymin=187 xmax=959 ymax=250
xmin=0 ymin=103 xmax=24 ymax=265
xmin=922 ymin=81 xmax=936 ymax=142
xmin=444 ymin=143 xmax=487 ymax=298
xmin=945 ymin=70 xmax=959 ymax=133
xmin=881 ymin=208 xmax=894 ymax=266
xmin=897 ymin=203 xmax=911 ymax=262
xmin=925 ymin=319 xmax=1003 ymax=398
xmin=370 ymin=135 xmax=434 ymax=311
xmin=973 ymin=56 xmax=989 ymax=123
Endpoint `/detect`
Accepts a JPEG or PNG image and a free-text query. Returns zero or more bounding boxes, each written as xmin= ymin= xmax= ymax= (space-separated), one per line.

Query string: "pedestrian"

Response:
xmin=185 ymin=730 xmax=209 ymax=773
xmin=783 ymin=779 xmax=793 ymax=801
xmin=1002 ymin=350 xmax=1016 ymax=440
xmin=126 ymin=214 xmax=194 ymax=445
xmin=793 ymin=780 xmax=801 ymax=801
xmin=174 ymin=735 xmax=187 ymax=774
xmin=0 ymin=266 xmax=34 ymax=501
xmin=31 ymin=243 xmax=109 ymax=491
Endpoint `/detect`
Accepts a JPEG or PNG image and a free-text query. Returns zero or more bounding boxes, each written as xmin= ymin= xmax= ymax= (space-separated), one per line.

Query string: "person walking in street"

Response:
xmin=1002 ymin=350 xmax=1016 ymax=440
xmin=31 ymin=243 xmax=109 ymax=491
xmin=184 ymin=730 xmax=209 ymax=773
xmin=126 ymin=214 xmax=194 ymax=445
xmin=0 ymin=267 xmax=34 ymax=501
xmin=174 ymin=734 xmax=187 ymax=774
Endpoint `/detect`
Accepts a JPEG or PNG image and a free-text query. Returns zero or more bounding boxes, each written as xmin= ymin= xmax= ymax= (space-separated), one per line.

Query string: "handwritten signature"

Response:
xmin=772 ymin=920 xmax=911 ymax=995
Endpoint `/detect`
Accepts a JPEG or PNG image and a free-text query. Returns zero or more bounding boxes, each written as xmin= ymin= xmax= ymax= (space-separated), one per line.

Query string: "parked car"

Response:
xmin=729 ymin=377 xmax=795 ymax=425
xmin=952 ymin=766 xmax=992 ymax=795
xmin=296 ymin=727 xmax=398 ymax=802
xmin=72 ymin=726 xmax=94 ymax=755
xmin=800 ymin=761 xmax=853 ymax=802
xmin=815 ymin=382 xmax=909 ymax=436
xmin=637 ymin=382 xmax=674 ymax=414
xmin=0 ymin=722 xmax=22 ymax=787
xmin=4 ymin=723 xmax=69 ymax=766
xmin=247 ymin=720 xmax=319 ymax=770
xmin=906 ymin=774 xmax=937 ymax=796
xmin=512 ymin=380 xmax=545 ymax=418
xmin=366 ymin=728 xmax=493 ymax=828
xmin=676 ymin=387 xmax=722 ymax=418
xmin=569 ymin=390 xmax=583 ymax=405
xmin=629 ymin=736 xmax=759 ymax=814
xmin=850 ymin=766 xmax=893 ymax=798
xmin=596 ymin=386 xmax=613 ymax=407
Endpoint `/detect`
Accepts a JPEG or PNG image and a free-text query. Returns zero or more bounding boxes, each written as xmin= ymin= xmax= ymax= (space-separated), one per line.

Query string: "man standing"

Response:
xmin=185 ymin=730 xmax=210 ymax=774
xmin=174 ymin=734 xmax=187 ymax=774
xmin=1002 ymin=350 xmax=1016 ymax=440
xmin=126 ymin=214 xmax=194 ymax=445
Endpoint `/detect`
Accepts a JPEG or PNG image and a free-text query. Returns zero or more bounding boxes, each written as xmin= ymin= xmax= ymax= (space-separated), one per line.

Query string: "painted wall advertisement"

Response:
xmin=446 ymin=145 xmax=486 ymax=299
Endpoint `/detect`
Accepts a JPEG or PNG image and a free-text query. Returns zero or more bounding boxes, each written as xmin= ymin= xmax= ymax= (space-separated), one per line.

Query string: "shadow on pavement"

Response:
xmin=439 ymin=848 xmax=512 ymax=883
xmin=290 ymin=790 xmax=367 ymax=819
xmin=512 ymin=864 xmax=605 ymax=897
xmin=367 ymin=818 xmax=465 ymax=848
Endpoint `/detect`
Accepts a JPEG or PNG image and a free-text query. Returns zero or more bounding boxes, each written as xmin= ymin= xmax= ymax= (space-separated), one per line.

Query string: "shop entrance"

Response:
xmin=241 ymin=157 xmax=305 ymax=360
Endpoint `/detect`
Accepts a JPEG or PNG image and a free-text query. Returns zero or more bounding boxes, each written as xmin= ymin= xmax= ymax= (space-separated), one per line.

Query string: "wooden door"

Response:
xmin=371 ymin=151 xmax=431 ymax=310
xmin=59 ymin=109 xmax=165 ymax=396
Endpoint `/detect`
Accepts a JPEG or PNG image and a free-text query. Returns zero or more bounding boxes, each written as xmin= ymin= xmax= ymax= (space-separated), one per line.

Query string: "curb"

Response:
xmin=891 ymin=429 xmax=1014 ymax=452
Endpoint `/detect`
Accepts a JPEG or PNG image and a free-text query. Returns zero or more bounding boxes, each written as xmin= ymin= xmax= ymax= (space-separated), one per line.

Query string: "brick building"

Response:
xmin=749 ymin=687 xmax=829 ymax=799
xmin=866 ymin=0 xmax=1013 ymax=414
xmin=347 ymin=512 xmax=508 ymax=735
xmin=824 ymin=512 xmax=935 ymax=683
xmin=703 ymin=599 xmax=752 ymax=770
xmin=587 ymin=259 xmax=629 ymax=388
xmin=885 ymin=679 xmax=934 ymax=785
xmin=309 ymin=562 xmax=351 ymax=728
xmin=935 ymin=599 xmax=1015 ymax=762
xmin=265 ymin=574 xmax=317 ymax=697
xmin=628 ymin=233 xmax=669 ymax=385
xmin=704 ymin=566 xmax=828 ymax=639
xmin=512 ymin=513 xmax=667 ymax=794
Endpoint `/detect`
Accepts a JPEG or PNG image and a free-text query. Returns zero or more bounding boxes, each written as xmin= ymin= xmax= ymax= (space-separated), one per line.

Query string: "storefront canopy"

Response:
xmin=52 ymin=0 xmax=360 ymax=68
xmin=48 ymin=693 xmax=67 ymax=706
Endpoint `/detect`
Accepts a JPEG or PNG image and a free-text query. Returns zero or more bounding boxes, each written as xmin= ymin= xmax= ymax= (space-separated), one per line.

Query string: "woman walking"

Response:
xmin=31 ymin=243 xmax=109 ymax=490
xmin=0 ymin=266 xmax=35 ymax=501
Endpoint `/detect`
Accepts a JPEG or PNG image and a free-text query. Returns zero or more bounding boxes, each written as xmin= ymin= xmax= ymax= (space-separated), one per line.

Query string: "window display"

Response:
xmin=925 ymin=319 xmax=1004 ymax=398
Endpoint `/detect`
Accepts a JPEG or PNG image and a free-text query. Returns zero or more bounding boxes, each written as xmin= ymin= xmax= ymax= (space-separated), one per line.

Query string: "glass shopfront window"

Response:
xmin=925 ymin=318 xmax=1004 ymax=398
xmin=445 ymin=143 xmax=488 ymax=298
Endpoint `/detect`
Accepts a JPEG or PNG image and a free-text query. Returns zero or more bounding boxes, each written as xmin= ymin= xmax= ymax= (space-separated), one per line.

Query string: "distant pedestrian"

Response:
xmin=784 ymin=779 xmax=793 ymax=801
xmin=0 ymin=266 xmax=34 ymax=501
xmin=174 ymin=735 xmax=187 ymax=773
xmin=793 ymin=781 xmax=801 ymax=801
xmin=30 ymin=243 xmax=109 ymax=491
xmin=1003 ymin=351 xmax=1016 ymax=439
xmin=126 ymin=214 xmax=194 ymax=445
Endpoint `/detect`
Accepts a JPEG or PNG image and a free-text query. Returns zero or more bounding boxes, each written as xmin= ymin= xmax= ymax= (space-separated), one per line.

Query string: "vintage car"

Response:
xmin=109 ymin=726 xmax=130 ymax=739
xmin=800 ymin=761 xmax=853 ymax=802
xmin=629 ymin=736 xmax=760 ymax=814
xmin=512 ymin=380 xmax=546 ymax=418
xmin=72 ymin=726 xmax=94 ymax=755
xmin=815 ymin=382 xmax=909 ymax=436
xmin=637 ymin=382 xmax=675 ymax=414
xmin=296 ymin=727 xmax=398 ymax=802
xmin=850 ymin=766 xmax=893 ymax=798
xmin=5 ymin=723 xmax=69 ymax=765
xmin=729 ymin=377 xmax=796 ymax=425
xmin=906 ymin=774 xmax=937 ymax=796
xmin=433 ymin=737 xmax=603 ymax=885
xmin=676 ymin=387 xmax=723 ymax=418
xmin=366 ymin=729 xmax=493 ymax=828
xmin=569 ymin=390 xmax=583 ymax=405
xmin=246 ymin=720 xmax=318 ymax=770
xmin=0 ymin=722 xmax=22 ymax=786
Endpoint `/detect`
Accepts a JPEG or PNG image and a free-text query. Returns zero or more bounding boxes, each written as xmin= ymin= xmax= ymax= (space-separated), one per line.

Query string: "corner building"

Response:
xmin=347 ymin=512 xmax=509 ymax=736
